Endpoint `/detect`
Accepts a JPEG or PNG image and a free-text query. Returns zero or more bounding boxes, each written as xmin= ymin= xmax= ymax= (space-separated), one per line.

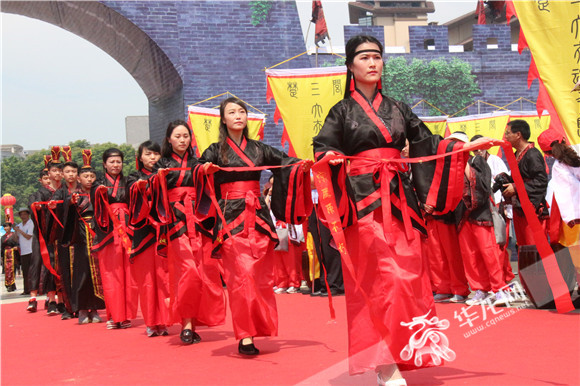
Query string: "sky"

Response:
xmin=1 ymin=1 xmax=477 ymax=151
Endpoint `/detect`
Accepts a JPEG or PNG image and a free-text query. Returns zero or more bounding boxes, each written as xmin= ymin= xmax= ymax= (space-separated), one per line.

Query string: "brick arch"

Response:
xmin=1 ymin=1 xmax=183 ymax=139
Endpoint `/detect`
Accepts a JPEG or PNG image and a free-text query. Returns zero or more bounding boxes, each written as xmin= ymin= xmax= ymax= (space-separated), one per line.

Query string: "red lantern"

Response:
xmin=0 ymin=193 xmax=17 ymax=224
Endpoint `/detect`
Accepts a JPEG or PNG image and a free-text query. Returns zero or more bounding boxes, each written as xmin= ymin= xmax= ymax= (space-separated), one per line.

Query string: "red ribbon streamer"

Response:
xmin=30 ymin=201 xmax=62 ymax=279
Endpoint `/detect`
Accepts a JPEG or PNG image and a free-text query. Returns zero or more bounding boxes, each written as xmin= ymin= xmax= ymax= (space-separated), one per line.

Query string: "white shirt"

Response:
xmin=548 ymin=159 xmax=580 ymax=225
xmin=486 ymin=153 xmax=509 ymax=205
xmin=16 ymin=219 xmax=34 ymax=255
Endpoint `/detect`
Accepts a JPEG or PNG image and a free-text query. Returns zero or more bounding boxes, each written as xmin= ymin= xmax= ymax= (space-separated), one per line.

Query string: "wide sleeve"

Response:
xmin=409 ymin=113 xmax=469 ymax=214
xmin=198 ymin=143 xmax=220 ymax=164
xmin=265 ymin=143 xmax=313 ymax=224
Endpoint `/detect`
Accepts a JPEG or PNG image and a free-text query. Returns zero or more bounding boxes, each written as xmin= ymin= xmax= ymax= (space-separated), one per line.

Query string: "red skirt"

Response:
xmin=343 ymin=210 xmax=442 ymax=374
xmin=97 ymin=242 xmax=138 ymax=323
xmin=131 ymin=245 xmax=169 ymax=327
xmin=221 ymin=232 xmax=278 ymax=340
xmin=167 ymin=232 xmax=225 ymax=327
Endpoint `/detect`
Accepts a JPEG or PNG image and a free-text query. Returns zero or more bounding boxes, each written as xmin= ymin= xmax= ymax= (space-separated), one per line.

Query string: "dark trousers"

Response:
xmin=309 ymin=206 xmax=344 ymax=292
xmin=28 ymin=236 xmax=43 ymax=293
xmin=20 ymin=253 xmax=32 ymax=294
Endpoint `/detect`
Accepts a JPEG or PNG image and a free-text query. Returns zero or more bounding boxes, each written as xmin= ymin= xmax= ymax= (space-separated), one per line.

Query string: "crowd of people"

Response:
xmin=2 ymin=35 xmax=578 ymax=386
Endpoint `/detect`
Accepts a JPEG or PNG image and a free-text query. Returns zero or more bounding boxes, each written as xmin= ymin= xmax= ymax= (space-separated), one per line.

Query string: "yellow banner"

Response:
xmin=266 ymin=67 xmax=346 ymax=160
xmin=447 ymin=112 xmax=511 ymax=142
xmin=419 ymin=116 xmax=448 ymax=137
xmin=446 ymin=111 xmax=550 ymax=155
xmin=187 ymin=106 xmax=265 ymax=156
xmin=513 ymin=1 xmax=580 ymax=145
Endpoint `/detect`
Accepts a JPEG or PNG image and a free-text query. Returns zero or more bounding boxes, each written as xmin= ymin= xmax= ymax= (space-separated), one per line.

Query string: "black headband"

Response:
xmin=353 ymin=49 xmax=382 ymax=58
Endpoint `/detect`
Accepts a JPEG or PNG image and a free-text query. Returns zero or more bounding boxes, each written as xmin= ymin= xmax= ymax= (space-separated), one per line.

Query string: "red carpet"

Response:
xmin=2 ymin=294 xmax=579 ymax=385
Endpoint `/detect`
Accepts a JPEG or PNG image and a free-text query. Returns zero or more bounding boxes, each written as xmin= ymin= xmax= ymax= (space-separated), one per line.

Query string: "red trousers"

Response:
xmin=501 ymin=218 xmax=515 ymax=283
xmin=425 ymin=220 xmax=470 ymax=296
xmin=168 ymin=232 xmax=225 ymax=327
xmin=221 ymin=232 xmax=278 ymax=340
xmin=513 ymin=211 xmax=548 ymax=246
xmin=459 ymin=222 xmax=504 ymax=292
xmin=343 ymin=211 xmax=439 ymax=374
xmin=273 ymin=242 xmax=304 ymax=289
xmin=131 ymin=245 xmax=169 ymax=327
xmin=97 ymin=242 xmax=138 ymax=323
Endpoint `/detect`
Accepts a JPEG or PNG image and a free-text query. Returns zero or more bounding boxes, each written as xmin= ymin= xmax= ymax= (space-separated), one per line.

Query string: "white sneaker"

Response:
xmin=466 ymin=290 xmax=489 ymax=306
xmin=286 ymin=287 xmax=299 ymax=294
xmin=493 ymin=291 xmax=513 ymax=307
xmin=274 ymin=287 xmax=288 ymax=294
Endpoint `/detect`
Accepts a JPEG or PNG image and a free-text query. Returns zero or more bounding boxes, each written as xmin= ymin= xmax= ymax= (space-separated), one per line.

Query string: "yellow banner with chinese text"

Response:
xmin=266 ymin=67 xmax=346 ymax=160
xmin=513 ymin=1 xmax=580 ymax=144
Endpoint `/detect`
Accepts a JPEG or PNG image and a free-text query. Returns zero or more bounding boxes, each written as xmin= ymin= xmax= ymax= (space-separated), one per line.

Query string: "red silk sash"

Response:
xmin=350 ymin=148 xmax=415 ymax=243
xmin=30 ymin=201 xmax=62 ymax=278
xmin=503 ymin=142 xmax=573 ymax=313
xmin=221 ymin=181 xmax=261 ymax=236
xmin=94 ymin=186 xmax=132 ymax=254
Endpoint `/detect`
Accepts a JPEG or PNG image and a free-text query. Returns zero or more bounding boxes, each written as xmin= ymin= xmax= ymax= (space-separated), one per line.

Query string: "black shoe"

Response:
xmin=310 ymin=291 xmax=323 ymax=297
xmin=238 ymin=339 xmax=260 ymax=355
xmin=26 ymin=299 xmax=37 ymax=313
xmin=47 ymin=301 xmax=59 ymax=315
xmin=56 ymin=303 xmax=66 ymax=314
xmin=320 ymin=289 xmax=344 ymax=297
xmin=180 ymin=329 xmax=201 ymax=344
xmin=61 ymin=311 xmax=73 ymax=320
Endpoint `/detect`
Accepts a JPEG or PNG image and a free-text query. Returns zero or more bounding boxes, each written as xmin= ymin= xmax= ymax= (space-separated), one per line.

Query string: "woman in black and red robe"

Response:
xmin=152 ymin=120 xmax=225 ymax=345
xmin=199 ymin=97 xmax=311 ymax=355
xmin=127 ymin=140 xmax=170 ymax=337
xmin=313 ymin=35 xmax=490 ymax=385
xmin=93 ymin=148 xmax=137 ymax=329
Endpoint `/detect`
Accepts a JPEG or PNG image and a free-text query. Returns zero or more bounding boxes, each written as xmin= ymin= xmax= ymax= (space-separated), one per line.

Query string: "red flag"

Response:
xmin=476 ymin=0 xmax=486 ymax=24
xmin=311 ymin=0 xmax=328 ymax=46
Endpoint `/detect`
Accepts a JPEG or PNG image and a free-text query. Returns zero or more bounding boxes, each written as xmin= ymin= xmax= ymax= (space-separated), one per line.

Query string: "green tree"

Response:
xmin=382 ymin=57 xmax=481 ymax=116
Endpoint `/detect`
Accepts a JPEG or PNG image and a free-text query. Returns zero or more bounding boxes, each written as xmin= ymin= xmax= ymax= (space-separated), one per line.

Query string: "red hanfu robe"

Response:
xmin=127 ymin=168 xmax=169 ymax=328
xmin=93 ymin=172 xmax=137 ymax=323
xmin=313 ymin=90 xmax=464 ymax=374
xmin=154 ymin=151 xmax=225 ymax=327
xmin=199 ymin=137 xmax=302 ymax=340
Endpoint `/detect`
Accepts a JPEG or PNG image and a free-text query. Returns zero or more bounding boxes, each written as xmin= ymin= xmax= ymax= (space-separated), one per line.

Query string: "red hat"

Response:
xmin=43 ymin=155 xmax=51 ymax=171
xmin=81 ymin=149 xmax=93 ymax=169
xmin=50 ymin=146 xmax=62 ymax=165
xmin=62 ymin=146 xmax=72 ymax=162
xmin=537 ymin=129 xmax=566 ymax=153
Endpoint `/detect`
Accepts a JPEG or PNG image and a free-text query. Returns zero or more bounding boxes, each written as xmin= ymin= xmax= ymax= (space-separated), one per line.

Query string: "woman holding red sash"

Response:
xmin=312 ymin=35 xmax=486 ymax=385
xmin=127 ymin=140 xmax=170 ymax=337
xmin=199 ymin=97 xmax=310 ymax=356
xmin=154 ymin=120 xmax=225 ymax=345
xmin=93 ymin=148 xmax=138 ymax=329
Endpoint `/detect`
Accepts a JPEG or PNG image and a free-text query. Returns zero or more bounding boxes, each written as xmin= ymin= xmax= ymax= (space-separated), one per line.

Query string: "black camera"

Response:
xmin=492 ymin=172 xmax=513 ymax=193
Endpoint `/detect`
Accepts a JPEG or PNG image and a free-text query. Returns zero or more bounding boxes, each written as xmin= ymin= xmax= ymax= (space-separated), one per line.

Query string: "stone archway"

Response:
xmin=2 ymin=1 xmax=183 ymax=142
